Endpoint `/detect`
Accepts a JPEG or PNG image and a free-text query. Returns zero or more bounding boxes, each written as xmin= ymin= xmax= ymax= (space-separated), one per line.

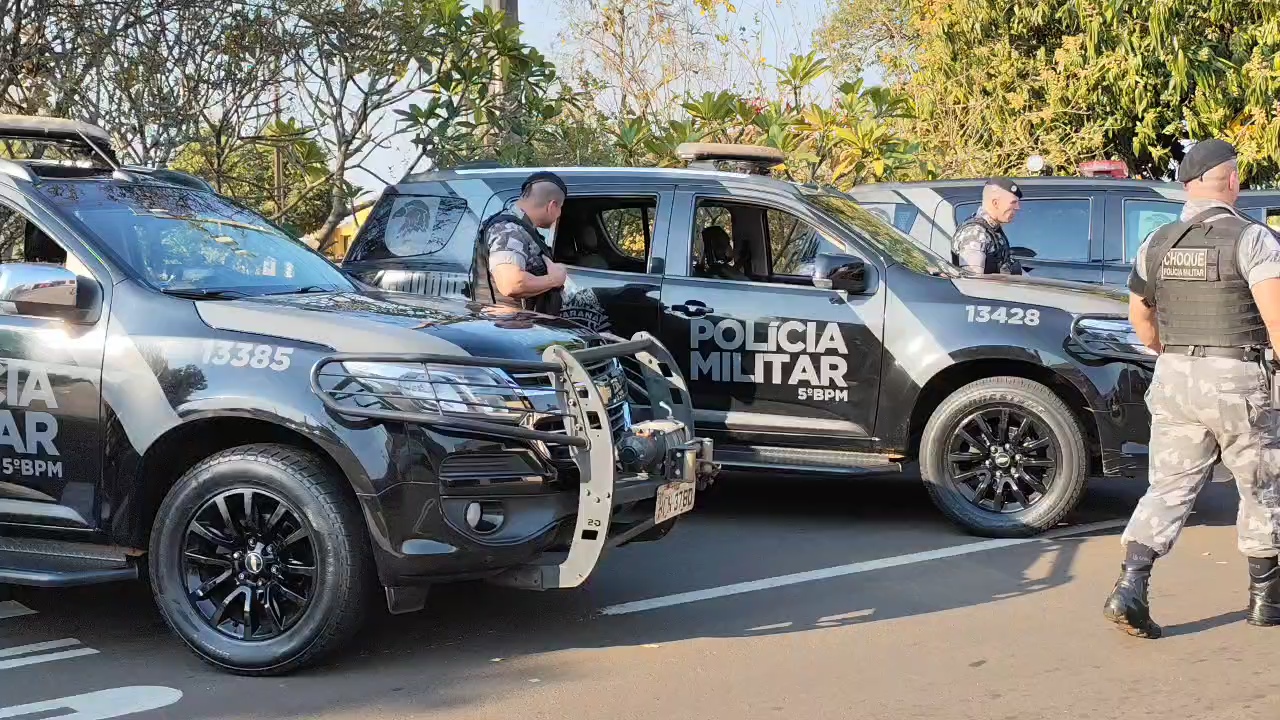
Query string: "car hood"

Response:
xmin=949 ymin=273 xmax=1130 ymax=317
xmin=194 ymin=290 xmax=603 ymax=361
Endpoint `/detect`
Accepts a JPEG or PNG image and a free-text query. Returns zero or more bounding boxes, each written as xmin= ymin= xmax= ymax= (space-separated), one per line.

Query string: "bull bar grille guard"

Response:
xmin=309 ymin=331 xmax=712 ymax=590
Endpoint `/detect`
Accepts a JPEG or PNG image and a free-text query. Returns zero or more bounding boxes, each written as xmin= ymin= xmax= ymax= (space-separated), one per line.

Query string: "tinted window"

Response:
xmin=0 ymin=203 xmax=65 ymax=265
xmin=599 ymin=206 xmax=651 ymax=261
xmin=954 ymin=198 xmax=1092 ymax=262
xmin=850 ymin=202 xmax=921 ymax=235
xmin=346 ymin=194 xmax=476 ymax=267
xmin=767 ymin=208 xmax=843 ymax=277
xmin=692 ymin=204 xmax=738 ymax=275
xmin=805 ymin=190 xmax=953 ymax=276
xmin=38 ymin=180 xmax=353 ymax=295
xmin=1123 ymin=199 xmax=1181 ymax=261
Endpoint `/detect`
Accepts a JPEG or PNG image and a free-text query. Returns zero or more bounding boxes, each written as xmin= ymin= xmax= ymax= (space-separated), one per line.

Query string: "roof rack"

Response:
xmin=0 ymin=114 xmax=119 ymax=166
xmin=676 ymin=142 xmax=785 ymax=175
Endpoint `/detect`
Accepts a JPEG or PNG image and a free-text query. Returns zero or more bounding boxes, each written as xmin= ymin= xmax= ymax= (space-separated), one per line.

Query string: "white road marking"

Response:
xmin=0 ymin=638 xmax=82 ymax=657
xmin=0 ymin=638 xmax=98 ymax=670
xmin=600 ymin=519 xmax=1128 ymax=616
xmin=0 ymin=686 xmax=183 ymax=719
xmin=0 ymin=601 xmax=35 ymax=620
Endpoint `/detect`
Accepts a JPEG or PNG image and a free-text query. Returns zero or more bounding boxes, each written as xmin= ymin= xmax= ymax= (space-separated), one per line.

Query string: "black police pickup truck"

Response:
xmin=845 ymin=176 xmax=1280 ymax=286
xmin=342 ymin=143 xmax=1156 ymax=540
xmin=0 ymin=117 xmax=715 ymax=675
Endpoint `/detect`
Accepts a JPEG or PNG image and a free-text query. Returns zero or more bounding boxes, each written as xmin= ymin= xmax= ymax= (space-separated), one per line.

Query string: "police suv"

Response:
xmin=342 ymin=143 xmax=1156 ymax=539
xmin=0 ymin=117 xmax=715 ymax=675
xmin=845 ymin=177 xmax=1280 ymax=286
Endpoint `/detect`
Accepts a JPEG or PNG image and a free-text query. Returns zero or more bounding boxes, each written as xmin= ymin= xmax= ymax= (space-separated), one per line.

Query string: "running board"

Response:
xmin=715 ymin=445 xmax=904 ymax=475
xmin=0 ymin=537 xmax=139 ymax=587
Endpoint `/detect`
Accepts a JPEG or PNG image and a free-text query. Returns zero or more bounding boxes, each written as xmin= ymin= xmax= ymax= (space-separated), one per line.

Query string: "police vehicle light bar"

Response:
xmin=676 ymin=142 xmax=785 ymax=174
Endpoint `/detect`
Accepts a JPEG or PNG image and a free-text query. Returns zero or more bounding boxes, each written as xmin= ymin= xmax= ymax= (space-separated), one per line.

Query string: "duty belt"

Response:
xmin=1163 ymin=345 xmax=1265 ymax=362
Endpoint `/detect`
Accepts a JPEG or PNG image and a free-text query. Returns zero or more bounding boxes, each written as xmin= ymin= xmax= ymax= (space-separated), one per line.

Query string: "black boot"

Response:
xmin=1246 ymin=557 xmax=1280 ymax=627
xmin=1103 ymin=543 xmax=1161 ymax=638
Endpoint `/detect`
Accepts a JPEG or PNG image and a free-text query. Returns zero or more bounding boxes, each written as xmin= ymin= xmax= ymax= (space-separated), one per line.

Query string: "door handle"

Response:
xmin=672 ymin=300 xmax=712 ymax=317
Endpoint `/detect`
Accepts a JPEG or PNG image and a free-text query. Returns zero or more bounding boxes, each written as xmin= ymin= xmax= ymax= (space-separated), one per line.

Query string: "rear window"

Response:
xmin=345 ymin=194 xmax=477 ymax=267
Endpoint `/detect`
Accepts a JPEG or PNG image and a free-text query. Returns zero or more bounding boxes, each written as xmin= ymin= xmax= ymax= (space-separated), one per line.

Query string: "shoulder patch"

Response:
xmin=1160 ymin=247 xmax=1209 ymax=280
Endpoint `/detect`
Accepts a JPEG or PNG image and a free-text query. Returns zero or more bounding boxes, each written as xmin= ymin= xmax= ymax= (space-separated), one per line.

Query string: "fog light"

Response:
xmin=464 ymin=501 xmax=504 ymax=534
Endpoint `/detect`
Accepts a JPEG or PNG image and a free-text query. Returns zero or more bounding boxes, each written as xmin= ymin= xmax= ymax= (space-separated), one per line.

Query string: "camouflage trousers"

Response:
xmin=1121 ymin=354 xmax=1280 ymax=558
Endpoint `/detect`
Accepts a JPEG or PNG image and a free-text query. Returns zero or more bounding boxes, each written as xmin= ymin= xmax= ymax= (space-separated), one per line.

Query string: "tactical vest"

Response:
xmin=470 ymin=211 xmax=562 ymax=316
xmin=951 ymin=214 xmax=1021 ymax=275
xmin=1144 ymin=207 xmax=1268 ymax=348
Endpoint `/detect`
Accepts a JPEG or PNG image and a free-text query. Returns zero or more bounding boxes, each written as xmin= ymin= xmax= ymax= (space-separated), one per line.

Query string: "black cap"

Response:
xmin=1177 ymin=138 xmax=1237 ymax=183
xmin=521 ymin=171 xmax=568 ymax=197
xmin=986 ymin=177 xmax=1023 ymax=198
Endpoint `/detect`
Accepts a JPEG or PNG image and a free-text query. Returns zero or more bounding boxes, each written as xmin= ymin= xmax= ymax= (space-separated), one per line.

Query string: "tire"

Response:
xmin=148 ymin=443 xmax=372 ymax=676
xmin=919 ymin=376 xmax=1088 ymax=538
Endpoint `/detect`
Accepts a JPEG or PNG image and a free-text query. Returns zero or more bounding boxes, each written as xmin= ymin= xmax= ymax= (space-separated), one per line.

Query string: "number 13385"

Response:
xmin=965 ymin=305 xmax=1040 ymax=326
xmin=202 ymin=341 xmax=294 ymax=371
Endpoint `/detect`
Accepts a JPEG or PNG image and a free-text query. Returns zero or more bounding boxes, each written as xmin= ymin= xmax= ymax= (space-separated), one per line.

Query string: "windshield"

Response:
xmin=37 ymin=180 xmax=355 ymax=296
xmin=802 ymin=188 xmax=957 ymax=277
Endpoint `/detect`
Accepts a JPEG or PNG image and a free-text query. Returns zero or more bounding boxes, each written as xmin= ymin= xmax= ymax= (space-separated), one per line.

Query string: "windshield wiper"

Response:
xmin=264 ymin=285 xmax=338 ymax=296
xmin=160 ymin=288 xmax=249 ymax=300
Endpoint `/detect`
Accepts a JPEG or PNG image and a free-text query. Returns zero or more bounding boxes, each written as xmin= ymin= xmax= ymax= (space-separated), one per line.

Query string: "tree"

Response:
xmin=814 ymin=0 xmax=916 ymax=84
xmin=292 ymin=0 xmax=562 ymax=253
xmin=554 ymin=0 xmax=734 ymax=119
xmin=821 ymin=0 xmax=1280 ymax=184
xmin=171 ymin=117 xmax=332 ymax=236
xmin=613 ymin=52 xmax=932 ymax=188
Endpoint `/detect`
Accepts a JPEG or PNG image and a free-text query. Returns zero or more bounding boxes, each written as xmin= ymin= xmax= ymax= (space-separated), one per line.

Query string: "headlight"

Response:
xmin=1070 ymin=316 xmax=1157 ymax=361
xmin=338 ymin=362 xmax=533 ymax=422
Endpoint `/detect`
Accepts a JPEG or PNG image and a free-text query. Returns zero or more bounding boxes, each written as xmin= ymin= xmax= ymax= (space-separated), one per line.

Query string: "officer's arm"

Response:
xmin=491 ymin=264 xmax=564 ymax=298
xmin=488 ymin=225 xmax=564 ymax=298
xmin=1126 ymin=239 xmax=1161 ymax=352
xmin=1238 ymin=226 xmax=1280 ymax=346
xmin=952 ymin=226 xmax=991 ymax=273
xmin=1128 ymin=294 xmax=1161 ymax=352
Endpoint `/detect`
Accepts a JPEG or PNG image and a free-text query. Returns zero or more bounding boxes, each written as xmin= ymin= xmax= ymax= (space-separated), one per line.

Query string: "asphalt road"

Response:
xmin=4 ymin=471 xmax=1280 ymax=720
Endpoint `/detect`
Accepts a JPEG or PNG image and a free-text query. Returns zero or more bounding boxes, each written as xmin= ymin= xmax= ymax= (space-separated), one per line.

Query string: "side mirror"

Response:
xmin=0 ymin=263 xmax=79 ymax=315
xmin=1010 ymin=246 xmax=1037 ymax=258
xmin=813 ymin=253 xmax=869 ymax=293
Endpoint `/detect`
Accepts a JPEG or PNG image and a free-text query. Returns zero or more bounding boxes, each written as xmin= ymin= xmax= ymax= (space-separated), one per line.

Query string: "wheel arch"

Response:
xmin=125 ymin=413 xmax=370 ymax=549
xmin=905 ymin=358 xmax=1103 ymax=474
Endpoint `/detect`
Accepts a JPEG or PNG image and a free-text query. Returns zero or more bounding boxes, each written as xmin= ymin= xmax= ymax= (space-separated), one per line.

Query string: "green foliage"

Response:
xmin=603 ymin=53 xmax=933 ymax=188
xmin=822 ymin=0 xmax=1280 ymax=184
xmin=170 ymin=118 xmax=332 ymax=237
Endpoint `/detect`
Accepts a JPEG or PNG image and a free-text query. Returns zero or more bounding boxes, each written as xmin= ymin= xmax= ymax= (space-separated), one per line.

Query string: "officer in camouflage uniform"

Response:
xmin=950 ymin=178 xmax=1025 ymax=275
xmin=1106 ymin=139 xmax=1280 ymax=638
xmin=472 ymin=171 xmax=569 ymax=315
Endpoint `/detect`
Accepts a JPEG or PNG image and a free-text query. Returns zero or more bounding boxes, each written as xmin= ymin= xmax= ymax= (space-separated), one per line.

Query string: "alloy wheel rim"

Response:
xmin=181 ymin=488 xmax=317 ymax=641
xmin=945 ymin=405 xmax=1058 ymax=513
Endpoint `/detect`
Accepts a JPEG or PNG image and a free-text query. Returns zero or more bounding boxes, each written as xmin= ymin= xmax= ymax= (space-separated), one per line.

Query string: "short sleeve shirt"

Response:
xmin=1127 ymin=199 xmax=1280 ymax=299
xmin=485 ymin=206 xmax=548 ymax=277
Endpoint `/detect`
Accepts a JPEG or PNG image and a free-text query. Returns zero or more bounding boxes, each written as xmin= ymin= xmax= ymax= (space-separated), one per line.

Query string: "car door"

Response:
xmin=548 ymin=184 xmax=674 ymax=339
xmin=950 ymin=191 xmax=1104 ymax=283
xmin=0 ymin=191 xmax=105 ymax=530
xmin=658 ymin=186 xmax=886 ymax=451
xmin=1103 ymin=191 xmax=1184 ymax=287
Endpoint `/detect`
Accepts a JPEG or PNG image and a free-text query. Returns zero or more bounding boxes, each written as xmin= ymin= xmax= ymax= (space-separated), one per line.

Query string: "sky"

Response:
xmin=350 ymin=0 xmax=853 ymax=194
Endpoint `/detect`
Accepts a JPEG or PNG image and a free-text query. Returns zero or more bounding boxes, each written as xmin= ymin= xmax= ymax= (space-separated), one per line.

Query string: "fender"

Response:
xmin=877 ymin=343 xmax=1116 ymax=453
xmin=170 ymin=397 xmax=379 ymax=497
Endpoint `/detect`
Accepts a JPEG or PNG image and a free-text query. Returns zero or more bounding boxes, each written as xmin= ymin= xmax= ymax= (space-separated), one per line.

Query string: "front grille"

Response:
xmin=516 ymin=358 xmax=631 ymax=471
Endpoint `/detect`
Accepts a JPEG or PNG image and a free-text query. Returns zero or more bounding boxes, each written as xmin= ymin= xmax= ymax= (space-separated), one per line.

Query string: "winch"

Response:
xmin=617 ymin=419 xmax=718 ymax=487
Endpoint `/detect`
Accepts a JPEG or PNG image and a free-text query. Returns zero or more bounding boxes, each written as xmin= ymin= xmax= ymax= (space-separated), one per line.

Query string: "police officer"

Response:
xmin=950 ymin=178 xmax=1024 ymax=275
xmin=1105 ymin=138 xmax=1280 ymax=638
xmin=472 ymin=171 xmax=569 ymax=315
